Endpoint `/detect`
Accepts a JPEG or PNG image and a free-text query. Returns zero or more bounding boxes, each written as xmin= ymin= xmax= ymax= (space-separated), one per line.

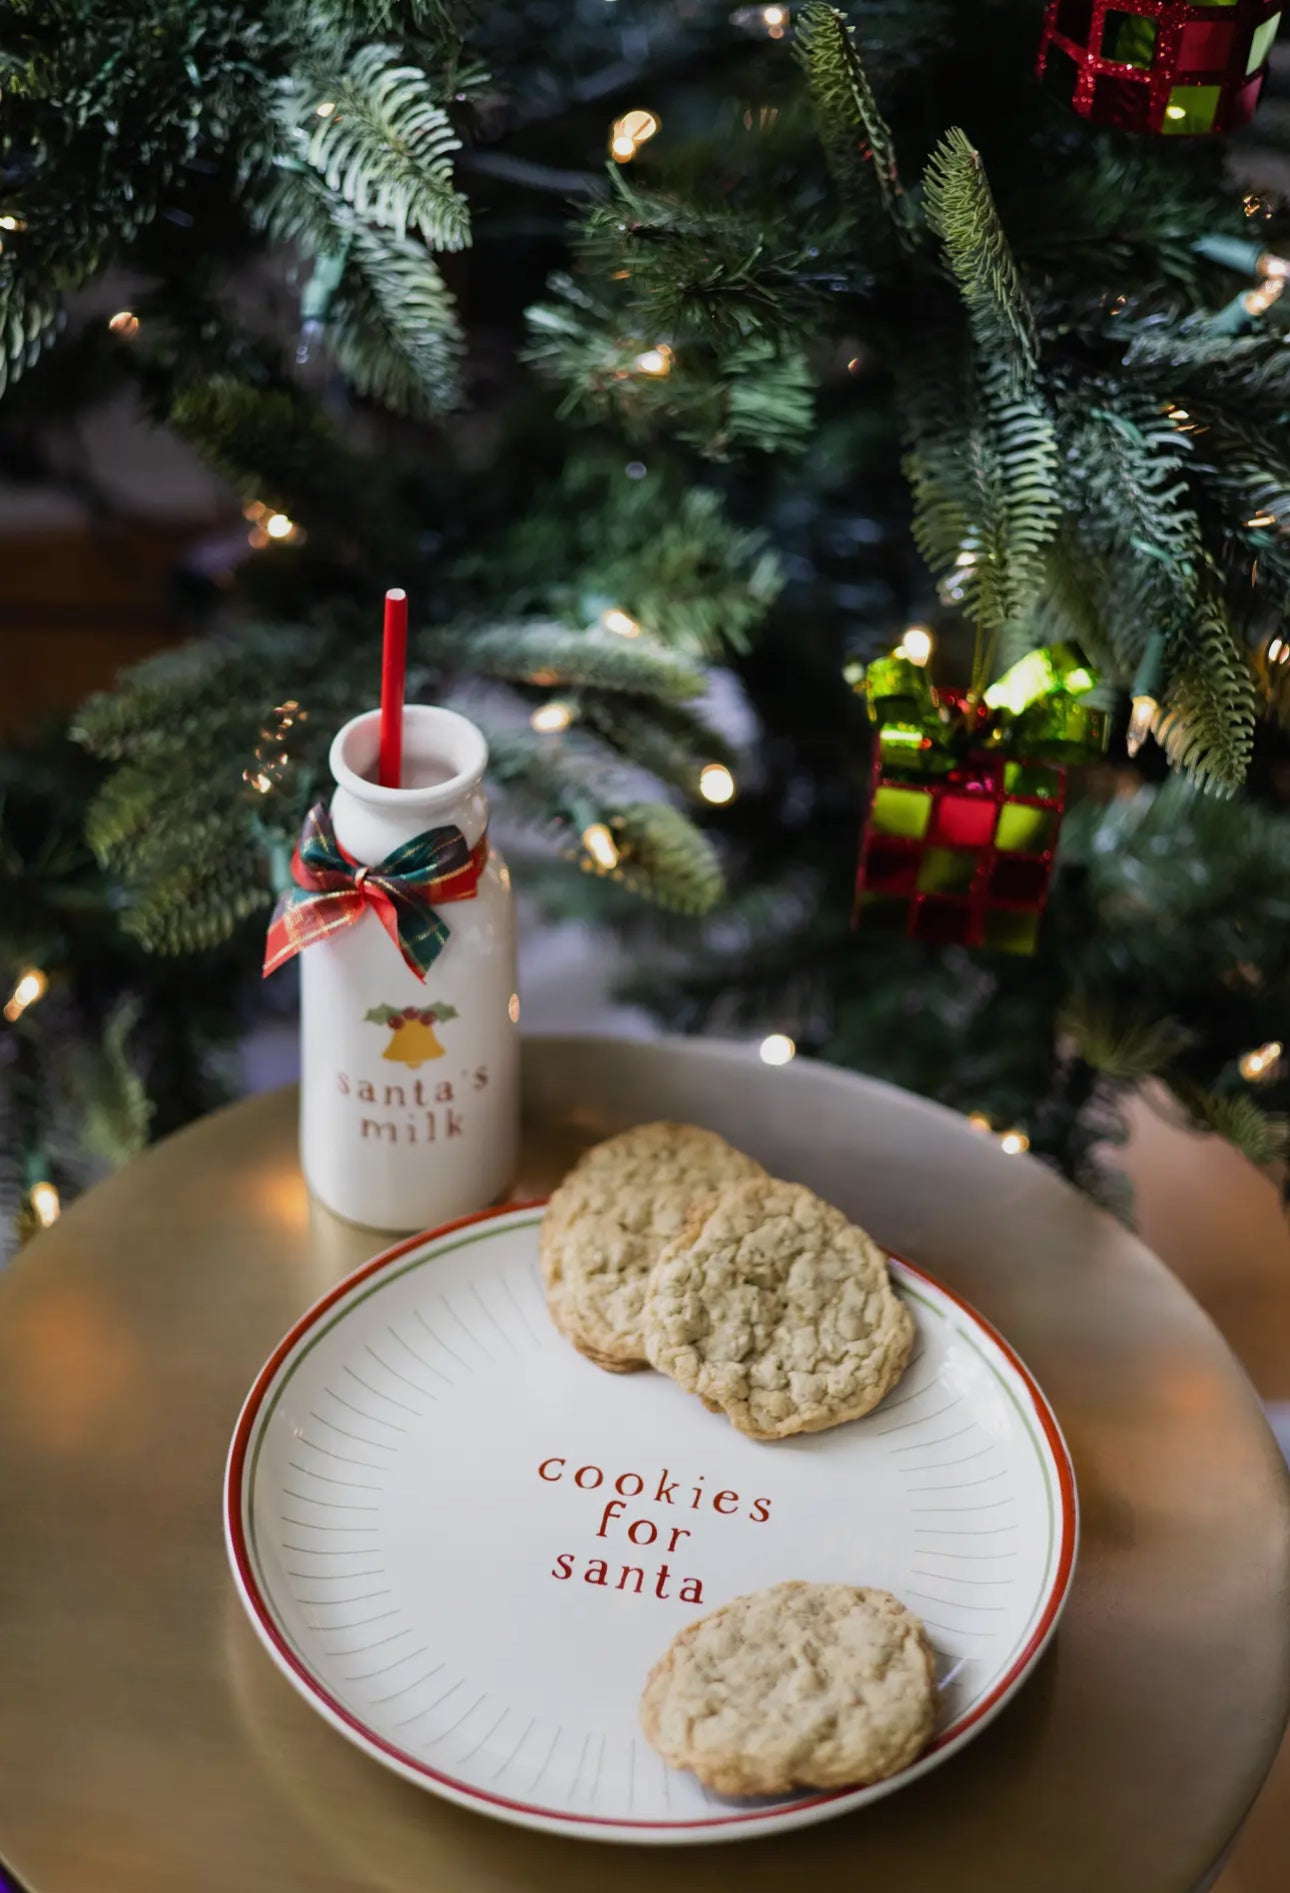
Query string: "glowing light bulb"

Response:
xmin=759 ymin=1033 xmax=796 ymax=1066
xmin=955 ymin=548 xmax=977 ymax=569
xmin=0 ymin=214 xmax=26 ymax=232
xmin=763 ymin=4 xmax=787 ymax=20
xmin=699 ymin=763 xmax=736 ymax=804
xmin=635 ymin=344 xmax=673 ymax=377
xmin=1244 ymin=281 xmax=1285 ymax=316
xmin=898 ymin=625 xmax=933 ymax=667
xmin=508 ymin=993 xmax=521 ymax=1024
xmin=531 ymin=701 xmax=573 ymax=733
xmin=610 ymin=109 xmax=659 ymax=162
xmin=1259 ymin=252 xmax=1290 ymax=281
xmin=601 ymin=607 xmax=641 ymax=638
xmin=108 ymin=310 xmax=139 ymax=336
xmin=966 ymin=1111 xmax=992 ymax=1135
xmin=583 ymin=823 xmax=619 ymax=870
xmin=315 ymin=100 xmax=336 ymax=117
xmin=1126 ymin=695 xmax=1158 ymax=758
xmin=1268 ymin=637 xmax=1289 ymax=665
xmin=999 ymin=1130 xmax=1030 ymax=1156
xmin=4 ymin=968 xmax=48 ymax=1022
xmin=1239 ymin=1041 xmax=1283 ymax=1082
xmin=264 ymin=511 xmax=295 ymax=540
xmin=1246 ymin=512 xmax=1278 ymax=530
xmin=1165 ymin=105 xmax=1187 ymax=120
xmin=619 ymin=110 xmax=659 ymax=144
xmin=30 ymin=1181 xmax=60 ymax=1227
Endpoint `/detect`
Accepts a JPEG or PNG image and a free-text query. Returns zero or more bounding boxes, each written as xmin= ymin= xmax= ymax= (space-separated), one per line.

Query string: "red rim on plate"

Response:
xmin=225 ymin=1202 xmax=1078 ymax=1840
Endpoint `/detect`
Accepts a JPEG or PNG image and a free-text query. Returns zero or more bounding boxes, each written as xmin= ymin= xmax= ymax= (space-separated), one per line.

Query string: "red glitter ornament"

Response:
xmin=1037 ymin=0 xmax=1283 ymax=136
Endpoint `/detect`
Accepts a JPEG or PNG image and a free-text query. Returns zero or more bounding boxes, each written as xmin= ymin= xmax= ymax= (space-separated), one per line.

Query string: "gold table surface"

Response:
xmin=1 ymin=1035 xmax=1289 ymax=1893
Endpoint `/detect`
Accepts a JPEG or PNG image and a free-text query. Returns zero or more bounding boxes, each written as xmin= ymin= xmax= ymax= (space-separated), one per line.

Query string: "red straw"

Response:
xmin=379 ymin=587 xmax=408 ymax=788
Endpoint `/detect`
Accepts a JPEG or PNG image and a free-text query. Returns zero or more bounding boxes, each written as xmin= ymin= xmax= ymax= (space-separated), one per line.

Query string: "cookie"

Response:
xmin=541 ymin=1122 xmax=765 ymax=1372
xmin=640 ymin=1581 xmax=936 ymax=1796
xmin=642 ymin=1177 xmax=914 ymax=1438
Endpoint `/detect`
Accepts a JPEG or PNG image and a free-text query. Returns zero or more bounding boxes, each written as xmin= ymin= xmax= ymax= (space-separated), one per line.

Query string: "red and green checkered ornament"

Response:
xmin=1037 ymin=0 xmax=1283 ymax=135
xmin=851 ymin=644 xmax=1109 ymax=957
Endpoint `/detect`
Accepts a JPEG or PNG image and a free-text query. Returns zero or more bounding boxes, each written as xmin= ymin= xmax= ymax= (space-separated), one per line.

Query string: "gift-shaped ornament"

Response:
xmin=1037 ymin=0 xmax=1283 ymax=136
xmin=856 ymin=751 xmax=1068 ymax=955
xmin=851 ymin=643 xmax=1107 ymax=956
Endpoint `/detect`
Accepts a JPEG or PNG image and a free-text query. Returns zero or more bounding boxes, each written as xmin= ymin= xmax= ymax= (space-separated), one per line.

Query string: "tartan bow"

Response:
xmin=263 ymin=802 xmax=487 ymax=981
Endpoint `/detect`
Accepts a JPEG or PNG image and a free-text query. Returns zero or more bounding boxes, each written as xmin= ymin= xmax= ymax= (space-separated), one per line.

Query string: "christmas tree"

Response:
xmin=1 ymin=0 xmax=1287 ymax=1236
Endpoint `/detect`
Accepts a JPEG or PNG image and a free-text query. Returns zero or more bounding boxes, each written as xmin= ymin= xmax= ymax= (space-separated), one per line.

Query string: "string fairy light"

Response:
xmin=634 ymin=344 xmax=673 ymax=377
xmin=600 ymin=607 xmax=641 ymax=638
xmin=582 ymin=823 xmax=620 ymax=871
xmin=759 ymin=1033 xmax=796 ymax=1066
xmin=314 ymin=99 xmax=336 ymax=117
xmin=242 ymin=700 xmax=306 ymax=798
xmin=699 ymin=762 xmax=736 ymax=804
xmin=28 ymin=1181 xmax=60 ymax=1228
xmin=610 ymin=109 xmax=660 ymax=163
xmin=1267 ymin=636 xmax=1289 ymax=666
xmin=4 ymin=968 xmax=48 ymax=1022
xmin=108 ymin=310 xmax=139 ymax=336
xmin=1242 ymin=278 xmax=1285 ymax=318
xmin=530 ymin=701 xmax=573 ymax=733
xmin=896 ymin=625 xmax=933 ymax=667
xmin=1127 ymin=632 xmax=1165 ymax=759
xmin=730 ymin=3 xmax=790 ymax=33
xmin=0 ymin=214 xmax=26 ymax=232
xmin=965 ymin=1110 xmax=1028 ymax=1153
xmin=265 ymin=511 xmax=296 ymax=540
xmin=1239 ymin=1040 xmax=1283 ymax=1083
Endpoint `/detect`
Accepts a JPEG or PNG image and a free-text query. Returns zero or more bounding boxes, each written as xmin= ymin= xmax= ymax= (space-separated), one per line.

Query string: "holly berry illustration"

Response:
xmin=364 ymin=1000 xmax=460 ymax=1069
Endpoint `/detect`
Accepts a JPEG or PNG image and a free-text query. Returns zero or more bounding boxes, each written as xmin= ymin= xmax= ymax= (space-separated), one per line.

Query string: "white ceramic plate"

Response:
xmin=225 ymin=1202 xmax=1077 ymax=1845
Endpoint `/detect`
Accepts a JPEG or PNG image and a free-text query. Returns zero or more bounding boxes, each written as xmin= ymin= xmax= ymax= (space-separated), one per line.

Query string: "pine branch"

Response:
xmin=903 ymin=352 xmax=1059 ymax=660
xmin=1058 ymin=997 xmax=1193 ymax=1079
xmin=922 ymin=128 xmax=1039 ymax=395
xmin=479 ymin=727 xmax=724 ymax=913
xmin=284 ymin=43 xmax=468 ymax=247
xmin=611 ymin=801 xmax=723 ymax=914
xmin=1060 ymin=394 xmax=1203 ymax=675
xmin=434 ymin=621 xmax=707 ymax=699
xmin=577 ymin=693 xmax=737 ymax=794
xmin=1157 ymin=588 xmax=1258 ymax=796
xmin=77 ymin=995 xmax=154 ymax=1164
xmin=722 ymin=338 xmax=816 ymax=457
xmin=169 ymin=378 xmax=404 ymax=550
xmin=462 ymin=457 xmax=781 ymax=659
xmin=331 ymin=222 xmax=464 ymax=415
xmin=795 ymin=3 xmax=913 ymax=245
xmin=0 ymin=270 xmax=65 ymax=398
xmin=1166 ymin=1078 xmax=1289 ymax=1169
xmin=577 ymin=175 xmax=821 ymax=349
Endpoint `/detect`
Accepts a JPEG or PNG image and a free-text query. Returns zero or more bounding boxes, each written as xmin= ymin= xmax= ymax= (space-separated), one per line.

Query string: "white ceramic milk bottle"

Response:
xmin=296 ymin=704 xmax=519 ymax=1231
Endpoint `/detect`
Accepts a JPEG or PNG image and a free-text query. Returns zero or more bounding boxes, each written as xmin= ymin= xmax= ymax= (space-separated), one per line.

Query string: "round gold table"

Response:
xmin=1 ymin=1035 xmax=1288 ymax=1893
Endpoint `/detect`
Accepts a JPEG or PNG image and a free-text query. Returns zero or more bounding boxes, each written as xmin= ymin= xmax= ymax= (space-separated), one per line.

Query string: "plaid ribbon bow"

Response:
xmin=263 ymin=803 xmax=487 ymax=981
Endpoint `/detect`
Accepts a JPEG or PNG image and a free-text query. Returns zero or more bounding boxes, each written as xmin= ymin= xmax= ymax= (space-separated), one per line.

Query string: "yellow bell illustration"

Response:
xmin=383 ymin=1016 xmax=444 ymax=1067
xmin=365 ymin=1000 xmax=458 ymax=1070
